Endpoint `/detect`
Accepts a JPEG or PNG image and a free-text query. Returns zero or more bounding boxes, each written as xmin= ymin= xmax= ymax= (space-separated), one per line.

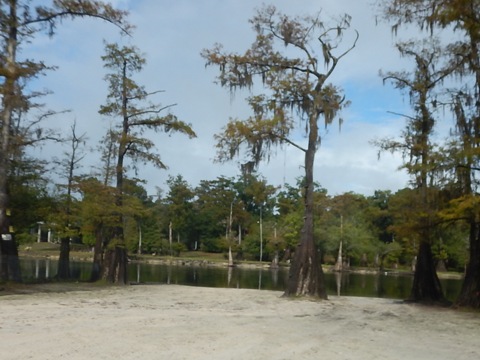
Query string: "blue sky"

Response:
xmin=25 ymin=0 xmax=424 ymax=196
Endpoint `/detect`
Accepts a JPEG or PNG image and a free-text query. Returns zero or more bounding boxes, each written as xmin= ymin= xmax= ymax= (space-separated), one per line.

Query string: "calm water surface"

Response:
xmin=21 ymin=258 xmax=462 ymax=301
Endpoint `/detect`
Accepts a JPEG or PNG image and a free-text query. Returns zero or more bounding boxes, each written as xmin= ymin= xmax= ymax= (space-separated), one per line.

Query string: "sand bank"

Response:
xmin=0 ymin=284 xmax=478 ymax=359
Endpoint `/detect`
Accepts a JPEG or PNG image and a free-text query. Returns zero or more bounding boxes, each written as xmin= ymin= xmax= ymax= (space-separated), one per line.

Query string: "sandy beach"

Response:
xmin=0 ymin=284 xmax=479 ymax=359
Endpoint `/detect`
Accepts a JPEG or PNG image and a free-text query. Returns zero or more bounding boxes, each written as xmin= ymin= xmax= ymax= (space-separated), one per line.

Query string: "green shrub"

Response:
xmin=171 ymin=242 xmax=187 ymax=257
xmin=200 ymin=237 xmax=226 ymax=253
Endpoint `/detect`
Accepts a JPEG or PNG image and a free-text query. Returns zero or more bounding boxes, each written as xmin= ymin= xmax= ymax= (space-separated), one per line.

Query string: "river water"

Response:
xmin=21 ymin=258 xmax=462 ymax=301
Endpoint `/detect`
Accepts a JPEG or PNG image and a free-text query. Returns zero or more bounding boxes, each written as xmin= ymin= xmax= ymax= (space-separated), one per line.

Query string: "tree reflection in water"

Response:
xmin=20 ymin=259 xmax=461 ymax=301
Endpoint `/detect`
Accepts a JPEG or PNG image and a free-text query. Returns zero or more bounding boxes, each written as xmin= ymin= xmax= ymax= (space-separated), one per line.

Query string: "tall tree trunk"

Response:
xmin=334 ymin=238 xmax=343 ymax=272
xmin=409 ymin=241 xmax=447 ymax=305
xmin=0 ymin=232 xmax=21 ymax=282
xmin=284 ymin=113 xmax=327 ymax=299
xmin=334 ymin=215 xmax=344 ymax=272
xmin=0 ymin=0 xmax=21 ymax=282
xmin=101 ymin=58 xmax=129 ymax=285
xmin=456 ymin=221 xmax=480 ymax=308
xmin=285 ymin=225 xmax=326 ymax=297
xmin=57 ymin=121 xmax=83 ymax=280
xmin=452 ymin=98 xmax=480 ymax=307
xmin=0 ymin=152 xmax=10 ymax=282
xmin=90 ymin=224 xmax=104 ymax=282
xmin=57 ymin=238 xmax=70 ymax=280
xmin=103 ymin=245 xmax=128 ymax=284
xmin=456 ymin=31 xmax=480 ymax=309
xmin=102 ymin=219 xmax=128 ymax=284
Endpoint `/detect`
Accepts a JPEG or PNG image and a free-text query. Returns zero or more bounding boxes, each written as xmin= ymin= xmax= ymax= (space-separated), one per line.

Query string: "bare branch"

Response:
xmin=128 ymin=103 xmax=177 ymax=121
xmin=126 ymin=90 xmax=166 ymax=102
xmin=278 ymin=136 xmax=307 ymax=153
xmin=25 ymin=2 xmax=131 ymax=35
xmin=387 ymin=110 xmax=417 ymax=121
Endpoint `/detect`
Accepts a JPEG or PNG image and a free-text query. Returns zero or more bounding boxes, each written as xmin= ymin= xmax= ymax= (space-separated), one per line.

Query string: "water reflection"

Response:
xmin=36 ymin=258 xmax=50 ymax=279
xmin=20 ymin=258 xmax=462 ymax=301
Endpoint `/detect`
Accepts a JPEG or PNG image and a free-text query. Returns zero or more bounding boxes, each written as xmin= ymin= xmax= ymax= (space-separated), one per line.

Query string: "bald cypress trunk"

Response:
xmin=57 ymin=238 xmax=70 ymax=280
xmin=103 ymin=244 xmax=128 ymax=284
xmin=90 ymin=224 xmax=104 ymax=282
xmin=285 ymin=224 xmax=326 ymax=298
xmin=409 ymin=241 xmax=447 ymax=305
xmin=456 ymin=221 xmax=480 ymax=308
xmin=284 ymin=112 xmax=327 ymax=299
xmin=0 ymin=0 xmax=21 ymax=282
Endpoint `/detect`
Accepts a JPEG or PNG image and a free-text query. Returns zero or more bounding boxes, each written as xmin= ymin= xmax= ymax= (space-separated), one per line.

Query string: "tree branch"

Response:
xmin=387 ymin=110 xmax=417 ymax=121
xmin=278 ymin=136 xmax=307 ymax=153
xmin=126 ymin=90 xmax=166 ymax=102
xmin=24 ymin=2 xmax=131 ymax=35
xmin=128 ymin=103 xmax=177 ymax=121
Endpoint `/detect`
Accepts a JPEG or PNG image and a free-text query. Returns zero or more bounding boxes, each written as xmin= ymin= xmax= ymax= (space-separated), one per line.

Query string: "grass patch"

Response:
xmin=19 ymin=242 xmax=93 ymax=260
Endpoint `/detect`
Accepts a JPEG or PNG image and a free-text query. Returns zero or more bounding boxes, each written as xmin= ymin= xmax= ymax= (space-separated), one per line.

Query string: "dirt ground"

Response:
xmin=0 ymin=284 xmax=479 ymax=359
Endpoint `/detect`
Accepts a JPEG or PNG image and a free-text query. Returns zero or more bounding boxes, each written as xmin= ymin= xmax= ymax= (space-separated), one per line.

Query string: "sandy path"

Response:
xmin=0 ymin=284 xmax=479 ymax=359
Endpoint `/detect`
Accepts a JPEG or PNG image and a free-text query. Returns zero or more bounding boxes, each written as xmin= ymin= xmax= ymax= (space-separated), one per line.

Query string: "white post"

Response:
xmin=138 ymin=224 xmax=142 ymax=255
xmin=272 ymin=223 xmax=279 ymax=268
xmin=169 ymin=221 xmax=173 ymax=256
xmin=228 ymin=201 xmax=234 ymax=267
xmin=259 ymin=206 xmax=263 ymax=263
xmin=35 ymin=259 xmax=40 ymax=278
xmin=238 ymin=224 xmax=242 ymax=245
xmin=335 ymin=215 xmax=343 ymax=272
xmin=36 ymin=222 xmax=43 ymax=243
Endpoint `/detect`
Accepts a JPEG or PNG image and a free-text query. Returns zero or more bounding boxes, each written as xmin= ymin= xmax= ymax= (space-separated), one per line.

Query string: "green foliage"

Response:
xmin=81 ymin=233 xmax=96 ymax=248
xmin=366 ymin=190 xmax=394 ymax=244
xmin=375 ymin=241 xmax=403 ymax=269
xmin=242 ymin=231 xmax=263 ymax=261
xmin=433 ymin=224 xmax=469 ymax=272
xmin=14 ymin=232 xmax=36 ymax=245
xmin=199 ymin=237 xmax=226 ymax=253
xmin=315 ymin=192 xmax=374 ymax=262
xmin=77 ymin=177 xmax=119 ymax=238
xmin=171 ymin=242 xmax=188 ymax=257
xmin=9 ymin=177 xmax=53 ymax=234
xmin=279 ymin=211 xmax=302 ymax=251
xmin=194 ymin=177 xmax=237 ymax=242
xmin=165 ymin=175 xmax=196 ymax=249
xmin=6 ymin=164 xmax=471 ymax=273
